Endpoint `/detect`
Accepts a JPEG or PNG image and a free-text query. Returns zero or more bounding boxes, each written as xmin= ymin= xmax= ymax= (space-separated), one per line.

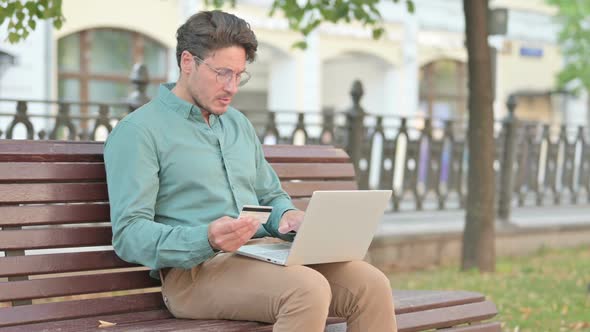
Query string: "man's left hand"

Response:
xmin=278 ymin=210 xmax=304 ymax=234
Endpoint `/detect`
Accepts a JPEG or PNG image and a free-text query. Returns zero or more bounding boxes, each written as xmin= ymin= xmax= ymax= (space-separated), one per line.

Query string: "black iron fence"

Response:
xmin=1 ymin=65 xmax=589 ymax=219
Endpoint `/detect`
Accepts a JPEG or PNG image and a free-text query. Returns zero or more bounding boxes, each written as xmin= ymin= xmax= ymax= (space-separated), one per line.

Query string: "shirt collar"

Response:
xmin=157 ymin=83 xmax=212 ymax=123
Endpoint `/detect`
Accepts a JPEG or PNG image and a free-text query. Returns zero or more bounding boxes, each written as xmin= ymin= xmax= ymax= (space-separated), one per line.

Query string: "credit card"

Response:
xmin=239 ymin=205 xmax=273 ymax=224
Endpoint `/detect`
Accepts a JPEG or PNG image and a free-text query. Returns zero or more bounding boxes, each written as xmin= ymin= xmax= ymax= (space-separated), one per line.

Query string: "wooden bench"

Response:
xmin=0 ymin=139 xmax=500 ymax=331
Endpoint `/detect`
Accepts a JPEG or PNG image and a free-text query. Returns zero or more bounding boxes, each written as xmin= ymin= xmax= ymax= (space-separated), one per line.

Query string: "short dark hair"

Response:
xmin=175 ymin=10 xmax=258 ymax=67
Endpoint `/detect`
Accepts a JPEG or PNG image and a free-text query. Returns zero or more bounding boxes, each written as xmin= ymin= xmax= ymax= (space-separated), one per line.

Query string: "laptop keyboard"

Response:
xmin=247 ymin=243 xmax=291 ymax=262
xmin=261 ymin=249 xmax=289 ymax=261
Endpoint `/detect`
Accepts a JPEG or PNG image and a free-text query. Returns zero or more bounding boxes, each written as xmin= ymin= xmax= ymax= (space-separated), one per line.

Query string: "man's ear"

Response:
xmin=179 ymin=51 xmax=194 ymax=75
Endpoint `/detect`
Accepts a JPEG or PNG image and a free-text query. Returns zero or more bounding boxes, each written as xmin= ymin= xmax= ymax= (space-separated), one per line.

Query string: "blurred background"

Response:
xmin=0 ymin=1 xmax=589 ymax=330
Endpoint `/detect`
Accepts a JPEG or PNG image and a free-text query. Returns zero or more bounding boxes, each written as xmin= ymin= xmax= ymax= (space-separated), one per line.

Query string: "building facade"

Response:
xmin=0 ymin=0 xmax=585 ymax=131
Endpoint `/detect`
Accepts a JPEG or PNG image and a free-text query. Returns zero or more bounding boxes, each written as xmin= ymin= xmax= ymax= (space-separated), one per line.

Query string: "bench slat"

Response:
xmin=396 ymin=300 xmax=498 ymax=332
xmin=0 ymin=177 xmax=354 ymax=205
xmin=272 ymin=163 xmax=355 ymax=179
xmin=281 ymin=181 xmax=357 ymax=197
xmin=0 ymin=204 xmax=110 ymax=227
xmin=0 ymin=183 xmax=107 ymax=204
xmin=0 ymin=291 xmax=495 ymax=331
xmin=263 ymin=145 xmax=351 ymax=163
xmin=102 ymin=317 xmax=274 ymax=332
xmin=438 ymin=322 xmax=502 ymax=331
xmin=0 ymin=313 xmax=347 ymax=332
xmin=0 ymin=161 xmax=356 ymax=182
xmin=0 ymin=141 xmax=349 ymax=163
xmin=393 ymin=290 xmax=485 ymax=314
xmin=94 ymin=317 xmax=276 ymax=331
xmin=0 ymin=251 xmax=135 ymax=278
xmin=0 ymin=226 xmax=112 ymax=250
xmin=0 ymin=292 xmax=164 ymax=328
xmin=0 ymin=163 xmax=105 ymax=182
xmin=0 ymin=140 xmax=104 ymax=162
xmin=309 ymin=314 xmax=501 ymax=332
xmin=292 ymin=198 xmax=309 ymax=210
xmin=0 ymin=271 xmax=160 ymax=302
xmin=0 ymin=162 xmax=356 ymax=182
xmin=0 ymin=310 xmax=173 ymax=332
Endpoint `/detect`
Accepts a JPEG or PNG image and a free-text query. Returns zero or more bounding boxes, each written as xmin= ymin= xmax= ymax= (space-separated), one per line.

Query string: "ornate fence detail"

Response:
xmin=0 ymin=100 xmax=128 ymax=141
xmin=1 ymin=70 xmax=589 ymax=215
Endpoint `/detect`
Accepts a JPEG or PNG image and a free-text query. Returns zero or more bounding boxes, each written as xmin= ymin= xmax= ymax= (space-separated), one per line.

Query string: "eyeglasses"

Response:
xmin=193 ymin=55 xmax=251 ymax=87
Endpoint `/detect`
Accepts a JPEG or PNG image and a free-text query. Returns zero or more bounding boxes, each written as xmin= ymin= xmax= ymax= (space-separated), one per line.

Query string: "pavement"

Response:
xmin=376 ymin=204 xmax=590 ymax=237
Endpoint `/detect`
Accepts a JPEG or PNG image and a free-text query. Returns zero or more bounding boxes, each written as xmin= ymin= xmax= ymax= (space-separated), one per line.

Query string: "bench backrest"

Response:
xmin=0 ymin=140 xmax=356 ymax=327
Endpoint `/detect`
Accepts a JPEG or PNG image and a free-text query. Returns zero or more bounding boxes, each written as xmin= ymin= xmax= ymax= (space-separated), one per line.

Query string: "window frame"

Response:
xmin=419 ymin=59 xmax=467 ymax=120
xmin=58 ymin=28 xmax=169 ymax=115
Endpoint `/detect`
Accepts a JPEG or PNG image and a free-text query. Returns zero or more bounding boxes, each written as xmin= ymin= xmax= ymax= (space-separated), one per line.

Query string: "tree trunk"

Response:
xmin=461 ymin=0 xmax=496 ymax=272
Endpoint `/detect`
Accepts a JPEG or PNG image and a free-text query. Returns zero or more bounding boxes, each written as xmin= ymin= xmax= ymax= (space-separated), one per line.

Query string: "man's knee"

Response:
xmin=281 ymin=266 xmax=332 ymax=312
xmin=347 ymin=261 xmax=393 ymax=300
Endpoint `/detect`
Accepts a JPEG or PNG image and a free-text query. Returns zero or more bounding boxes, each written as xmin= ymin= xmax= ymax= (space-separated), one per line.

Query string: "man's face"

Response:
xmin=186 ymin=46 xmax=247 ymax=116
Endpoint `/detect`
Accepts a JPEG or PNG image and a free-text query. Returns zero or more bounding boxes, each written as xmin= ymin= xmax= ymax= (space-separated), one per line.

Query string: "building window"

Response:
xmin=58 ymin=28 xmax=168 ymax=117
xmin=419 ymin=60 xmax=467 ymax=120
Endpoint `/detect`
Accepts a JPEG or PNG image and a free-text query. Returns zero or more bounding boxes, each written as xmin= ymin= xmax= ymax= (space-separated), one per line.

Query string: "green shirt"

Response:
xmin=104 ymin=83 xmax=296 ymax=276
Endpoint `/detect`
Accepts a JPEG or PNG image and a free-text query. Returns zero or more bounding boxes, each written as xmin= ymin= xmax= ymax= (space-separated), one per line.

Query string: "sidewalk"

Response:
xmin=377 ymin=204 xmax=590 ymax=237
xmin=368 ymin=204 xmax=590 ymax=271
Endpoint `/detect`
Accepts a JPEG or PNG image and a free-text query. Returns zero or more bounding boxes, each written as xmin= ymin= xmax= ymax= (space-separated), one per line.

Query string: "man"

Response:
xmin=104 ymin=10 xmax=397 ymax=331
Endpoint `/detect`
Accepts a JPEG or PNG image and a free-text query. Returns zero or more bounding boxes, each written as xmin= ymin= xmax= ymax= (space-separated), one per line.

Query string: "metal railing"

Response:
xmin=1 ymin=66 xmax=589 ymax=219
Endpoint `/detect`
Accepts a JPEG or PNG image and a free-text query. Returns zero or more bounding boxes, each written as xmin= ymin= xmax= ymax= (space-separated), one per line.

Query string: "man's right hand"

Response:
xmin=207 ymin=216 xmax=260 ymax=252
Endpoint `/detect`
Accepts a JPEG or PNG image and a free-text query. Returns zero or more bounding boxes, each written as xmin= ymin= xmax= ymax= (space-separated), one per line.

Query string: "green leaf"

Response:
xmin=25 ymin=1 xmax=37 ymax=15
xmin=291 ymin=40 xmax=308 ymax=50
xmin=28 ymin=18 xmax=36 ymax=30
xmin=53 ymin=17 xmax=63 ymax=29
xmin=353 ymin=7 xmax=365 ymax=21
xmin=35 ymin=5 xmax=44 ymax=18
xmin=547 ymin=0 xmax=590 ymax=91
xmin=301 ymin=19 xmax=321 ymax=36
xmin=268 ymin=1 xmax=279 ymax=16
xmin=8 ymin=32 xmax=20 ymax=43
xmin=6 ymin=2 xmax=17 ymax=16
xmin=406 ymin=0 xmax=415 ymax=13
xmin=372 ymin=27 xmax=385 ymax=39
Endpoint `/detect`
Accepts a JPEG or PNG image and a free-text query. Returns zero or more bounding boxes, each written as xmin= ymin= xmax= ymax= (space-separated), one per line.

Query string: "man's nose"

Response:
xmin=223 ymin=78 xmax=239 ymax=94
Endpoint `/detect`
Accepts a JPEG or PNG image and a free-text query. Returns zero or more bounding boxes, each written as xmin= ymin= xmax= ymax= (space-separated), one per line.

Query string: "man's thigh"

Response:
xmin=161 ymin=241 xmax=328 ymax=323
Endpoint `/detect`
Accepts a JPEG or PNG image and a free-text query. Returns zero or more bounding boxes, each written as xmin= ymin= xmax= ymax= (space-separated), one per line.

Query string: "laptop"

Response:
xmin=236 ymin=190 xmax=392 ymax=266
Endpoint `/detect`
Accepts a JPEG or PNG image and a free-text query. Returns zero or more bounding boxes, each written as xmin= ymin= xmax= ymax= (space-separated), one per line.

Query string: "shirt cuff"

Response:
xmin=181 ymin=224 xmax=217 ymax=268
xmin=265 ymin=199 xmax=298 ymax=241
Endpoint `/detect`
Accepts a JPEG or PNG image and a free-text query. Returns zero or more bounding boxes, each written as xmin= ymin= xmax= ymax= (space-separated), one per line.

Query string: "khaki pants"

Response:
xmin=160 ymin=239 xmax=397 ymax=332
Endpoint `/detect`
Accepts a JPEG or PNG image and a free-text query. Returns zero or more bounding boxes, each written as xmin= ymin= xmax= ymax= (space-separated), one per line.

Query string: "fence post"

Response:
xmin=127 ymin=63 xmax=150 ymax=112
xmin=6 ymin=101 xmax=34 ymax=139
xmin=497 ymin=94 xmax=518 ymax=223
xmin=345 ymin=80 xmax=365 ymax=179
xmin=320 ymin=107 xmax=335 ymax=145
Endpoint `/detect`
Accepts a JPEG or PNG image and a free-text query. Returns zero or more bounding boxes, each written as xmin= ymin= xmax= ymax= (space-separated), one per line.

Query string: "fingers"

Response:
xmin=278 ymin=211 xmax=304 ymax=234
xmin=208 ymin=216 xmax=260 ymax=252
xmin=278 ymin=221 xmax=293 ymax=234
